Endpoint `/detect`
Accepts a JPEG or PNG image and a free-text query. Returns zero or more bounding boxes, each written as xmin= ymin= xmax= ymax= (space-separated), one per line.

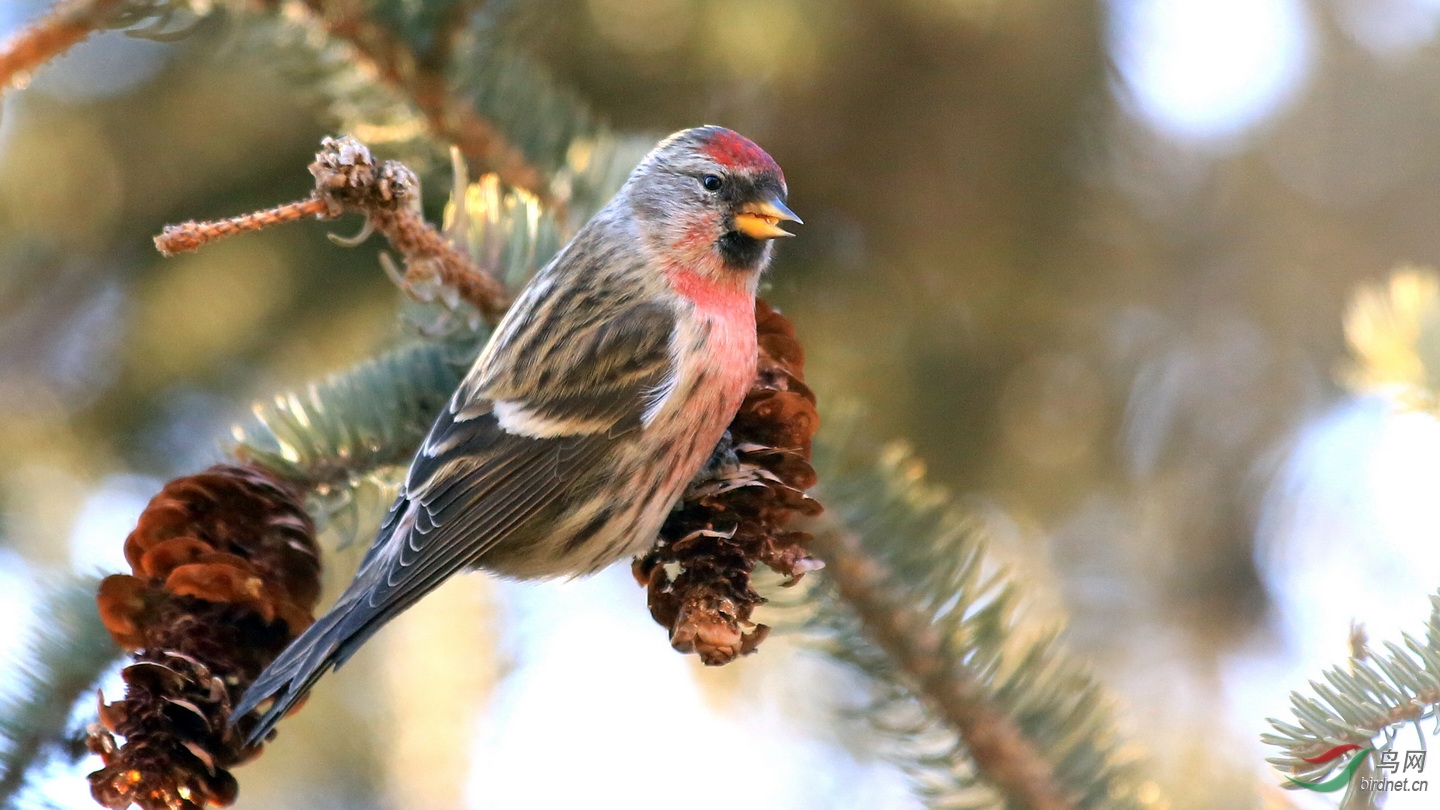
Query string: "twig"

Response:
xmin=805 ymin=520 xmax=1075 ymax=810
xmin=155 ymin=197 xmax=331 ymax=255
xmin=254 ymin=0 xmax=550 ymax=204
xmin=155 ymin=135 xmax=509 ymax=321
xmin=0 ymin=0 xmax=127 ymax=91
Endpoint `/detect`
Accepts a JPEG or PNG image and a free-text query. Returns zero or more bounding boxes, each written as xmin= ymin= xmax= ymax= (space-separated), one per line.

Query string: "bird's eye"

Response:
xmin=701 ymin=174 xmax=724 ymax=192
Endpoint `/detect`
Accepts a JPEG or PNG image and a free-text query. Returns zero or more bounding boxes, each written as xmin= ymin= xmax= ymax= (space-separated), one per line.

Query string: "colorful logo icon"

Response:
xmin=1287 ymin=744 xmax=1373 ymax=792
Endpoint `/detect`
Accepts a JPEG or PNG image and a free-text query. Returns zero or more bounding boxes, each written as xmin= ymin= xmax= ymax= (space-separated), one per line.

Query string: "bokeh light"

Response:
xmin=1111 ymin=0 xmax=1313 ymax=143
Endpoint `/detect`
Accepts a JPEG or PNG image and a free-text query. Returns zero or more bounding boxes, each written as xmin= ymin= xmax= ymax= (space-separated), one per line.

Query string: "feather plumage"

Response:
xmin=233 ymin=126 xmax=795 ymax=744
xmin=235 ymin=291 xmax=678 ymax=739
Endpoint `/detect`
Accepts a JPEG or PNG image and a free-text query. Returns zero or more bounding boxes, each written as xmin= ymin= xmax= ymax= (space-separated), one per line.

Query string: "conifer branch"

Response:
xmin=0 ymin=577 xmax=119 ymax=806
xmin=230 ymin=338 xmax=473 ymax=540
xmin=0 ymin=0 xmax=128 ymax=90
xmin=0 ymin=0 xmax=192 ymax=92
xmin=807 ymin=521 xmax=1072 ymax=810
xmin=1263 ymin=594 xmax=1440 ymax=785
xmin=249 ymin=0 xmax=549 ymax=202
xmin=154 ymin=197 xmax=332 ymax=255
xmin=803 ymin=444 xmax=1164 ymax=810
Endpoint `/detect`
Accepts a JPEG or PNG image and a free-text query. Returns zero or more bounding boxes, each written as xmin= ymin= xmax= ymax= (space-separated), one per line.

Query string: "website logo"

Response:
xmin=1287 ymin=744 xmax=1429 ymax=794
xmin=1286 ymin=744 xmax=1372 ymax=792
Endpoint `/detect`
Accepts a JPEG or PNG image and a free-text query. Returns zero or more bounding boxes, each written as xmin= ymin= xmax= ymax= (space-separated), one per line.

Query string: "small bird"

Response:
xmin=234 ymin=126 xmax=800 ymax=742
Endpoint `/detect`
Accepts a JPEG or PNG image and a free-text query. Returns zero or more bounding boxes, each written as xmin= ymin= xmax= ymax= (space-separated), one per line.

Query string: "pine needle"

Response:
xmin=0 ymin=575 xmax=119 ymax=806
xmin=801 ymin=443 xmax=1166 ymax=810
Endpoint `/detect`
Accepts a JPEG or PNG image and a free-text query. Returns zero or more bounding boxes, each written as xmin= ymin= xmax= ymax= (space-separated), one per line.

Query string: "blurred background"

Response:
xmin=4 ymin=0 xmax=1440 ymax=807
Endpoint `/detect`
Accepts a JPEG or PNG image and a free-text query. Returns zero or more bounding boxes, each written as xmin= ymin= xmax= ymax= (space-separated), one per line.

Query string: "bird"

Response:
xmin=232 ymin=126 xmax=800 ymax=743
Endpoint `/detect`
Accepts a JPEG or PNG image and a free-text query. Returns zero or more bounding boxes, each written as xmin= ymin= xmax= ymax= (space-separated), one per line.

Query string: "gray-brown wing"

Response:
xmin=347 ymin=296 xmax=679 ymax=636
xmin=235 ymin=297 xmax=677 ymax=742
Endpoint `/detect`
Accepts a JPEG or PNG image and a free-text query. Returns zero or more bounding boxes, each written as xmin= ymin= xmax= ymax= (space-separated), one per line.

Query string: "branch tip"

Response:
xmin=153 ymin=197 xmax=332 ymax=257
xmin=0 ymin=0 xmax=127 ymax=92
xmin=261 ymin=0 xmax=552 ymax=204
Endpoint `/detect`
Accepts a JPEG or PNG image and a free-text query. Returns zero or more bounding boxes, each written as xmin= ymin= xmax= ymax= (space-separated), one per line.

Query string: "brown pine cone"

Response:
xmin=88 ymin=464 xmax=320 ymax=810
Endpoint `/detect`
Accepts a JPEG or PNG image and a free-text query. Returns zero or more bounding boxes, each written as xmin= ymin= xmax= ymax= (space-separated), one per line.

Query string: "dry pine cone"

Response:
xmin=88 ymin=464 xmax=320 ymax=810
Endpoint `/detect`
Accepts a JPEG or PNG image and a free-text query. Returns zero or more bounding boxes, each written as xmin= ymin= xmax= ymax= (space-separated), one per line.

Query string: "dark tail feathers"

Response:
xmin=230 ymin=592 xmax=382 ymax=745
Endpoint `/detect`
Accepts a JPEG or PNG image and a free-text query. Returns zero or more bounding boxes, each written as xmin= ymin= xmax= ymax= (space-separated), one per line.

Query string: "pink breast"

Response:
xmin=657 ymin=308 xmax=756 ymax=496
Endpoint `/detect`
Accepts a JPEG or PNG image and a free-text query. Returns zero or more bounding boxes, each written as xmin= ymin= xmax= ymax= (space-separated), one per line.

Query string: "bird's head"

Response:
xmin=625 ymin=126 xmax=800 ymax=278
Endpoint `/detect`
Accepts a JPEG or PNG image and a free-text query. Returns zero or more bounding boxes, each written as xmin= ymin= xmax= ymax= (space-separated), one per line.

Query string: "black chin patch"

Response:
xmin=717 ymin=230 xmax=767 ymax=270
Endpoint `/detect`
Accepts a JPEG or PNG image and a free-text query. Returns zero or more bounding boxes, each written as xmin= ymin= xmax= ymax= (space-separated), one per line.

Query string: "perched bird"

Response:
xmin=234 ymin=126 xmax=800 ymax=742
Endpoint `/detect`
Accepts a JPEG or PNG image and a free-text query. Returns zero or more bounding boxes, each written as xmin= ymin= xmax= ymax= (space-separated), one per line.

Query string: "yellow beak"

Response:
xmin=733 ymin=197 xmax=802 ymax=240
